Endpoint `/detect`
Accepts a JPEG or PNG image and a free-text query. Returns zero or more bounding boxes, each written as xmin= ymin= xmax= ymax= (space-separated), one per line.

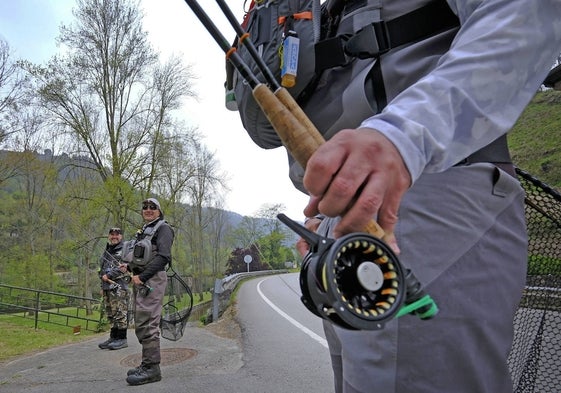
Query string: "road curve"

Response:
xmin=236 ymin=272 xmax=335 ymax=393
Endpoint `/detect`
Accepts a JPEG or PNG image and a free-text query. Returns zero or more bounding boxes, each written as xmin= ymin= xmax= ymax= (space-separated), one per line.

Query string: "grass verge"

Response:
xmin=0 ymin=316 xmax=99 ymax=364
xmin=0 ymin=290 xmax=213 ymax=364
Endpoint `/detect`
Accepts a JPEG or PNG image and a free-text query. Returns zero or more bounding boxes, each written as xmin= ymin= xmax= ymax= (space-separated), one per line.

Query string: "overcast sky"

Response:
xmin=0 ymin=0 xmax=310 ymax=219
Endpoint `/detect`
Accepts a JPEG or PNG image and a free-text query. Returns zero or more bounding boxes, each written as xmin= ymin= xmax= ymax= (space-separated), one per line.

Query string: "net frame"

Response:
xmin=160 ymin=266 xmax=193 ymax=341
xmin=508 ymin=167 xmax=561 ymax=392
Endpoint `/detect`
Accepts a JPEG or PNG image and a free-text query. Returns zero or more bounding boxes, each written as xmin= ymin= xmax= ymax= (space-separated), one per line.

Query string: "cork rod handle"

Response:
xmin=252 ymin=84 xmax=386 ymax=239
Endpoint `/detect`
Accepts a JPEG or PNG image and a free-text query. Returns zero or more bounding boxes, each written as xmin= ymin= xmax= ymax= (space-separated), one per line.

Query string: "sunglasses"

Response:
xmin=109 ymin=228 xmax=122 ymax=234
xmin=142 ymin=204 xmax=158 ymax=211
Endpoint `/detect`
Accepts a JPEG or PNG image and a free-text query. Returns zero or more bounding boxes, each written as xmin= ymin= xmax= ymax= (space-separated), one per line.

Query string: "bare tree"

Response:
xmin=25 ymin=0 xmax=196 ymax=224
xmin=0 ymin=39 xmax=28 ymax=145
xmin=206 ymin=206 xmax=232 ymax=277
xmin=256 ymin=203 xmax=288 ymax=233
xmin=142 ymin=56 xmax=197 ymax=195
xmin=183 ymin=142 xmax=228 ymax=298
xmin=229 ymin=215 xmax=265 ymax=249
xmin=149 ymin=125 xmax=198 ymax=203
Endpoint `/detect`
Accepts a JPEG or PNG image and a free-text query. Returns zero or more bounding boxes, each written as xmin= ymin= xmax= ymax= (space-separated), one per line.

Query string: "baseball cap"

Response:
xmin=142 ymin=198 xmax=161 ymax=211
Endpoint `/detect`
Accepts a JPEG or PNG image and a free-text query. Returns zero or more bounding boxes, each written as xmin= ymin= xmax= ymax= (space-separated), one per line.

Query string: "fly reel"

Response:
xmin=278 ymin=214 xmax=438 ymax=330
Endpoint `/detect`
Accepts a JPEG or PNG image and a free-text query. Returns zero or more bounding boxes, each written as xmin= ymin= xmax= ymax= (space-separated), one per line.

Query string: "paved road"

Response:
xmin=236 ymin=273 xmax=334 ymax=393
xmin=0 ymin=273 xmax=334 ymax=393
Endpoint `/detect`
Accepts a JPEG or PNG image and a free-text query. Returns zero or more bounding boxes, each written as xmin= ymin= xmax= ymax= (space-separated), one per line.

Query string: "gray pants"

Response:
xmin=134 ymin=270 xmax=167 ymax=365
xmin=321 ymin=163 xmax=527 ymax=393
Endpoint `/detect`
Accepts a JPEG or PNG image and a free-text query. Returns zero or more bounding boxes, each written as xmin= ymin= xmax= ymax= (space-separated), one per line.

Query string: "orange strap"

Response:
xmin=278 ymin=11 xmax=313 ymax=25
xmin=241 ymin=0 xmax=256 ymax=30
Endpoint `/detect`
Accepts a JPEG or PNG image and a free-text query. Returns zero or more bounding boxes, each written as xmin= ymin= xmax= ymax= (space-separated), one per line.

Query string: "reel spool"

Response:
xmin=279 ymin=214 xmax=437 ymax=330
xmin=300 ymin=232 xmax=405 ymax=330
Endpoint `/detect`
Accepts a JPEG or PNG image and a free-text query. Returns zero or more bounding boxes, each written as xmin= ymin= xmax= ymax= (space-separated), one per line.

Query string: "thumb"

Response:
xmin=303 ymin=195 xmax=321 ymax=218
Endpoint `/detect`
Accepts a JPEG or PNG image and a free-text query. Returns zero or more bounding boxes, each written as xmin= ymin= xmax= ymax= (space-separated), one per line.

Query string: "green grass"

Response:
xmin=0 ymin=291 xmax=213 ymax=364
xmin=0 ymin=315 xmax=99 ymax=363
xmin=191 ymin=290 xmax=212 ymax=303
xmin=510 ymin=89 xmax=561 ymax=187
xmin=528 ymin=254 xmax=561 ymax=275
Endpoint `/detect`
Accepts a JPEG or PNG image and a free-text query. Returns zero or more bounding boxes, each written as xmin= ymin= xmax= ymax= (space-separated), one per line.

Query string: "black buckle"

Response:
xmin=345 ymin=21 xmax=391 ymax=59
xmin=314 ymin=35 xmax=349 ymax=73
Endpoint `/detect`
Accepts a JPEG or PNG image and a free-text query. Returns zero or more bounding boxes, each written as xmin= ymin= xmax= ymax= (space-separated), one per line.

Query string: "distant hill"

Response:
xmin=509 ymin=89 xmax=561 ymax=189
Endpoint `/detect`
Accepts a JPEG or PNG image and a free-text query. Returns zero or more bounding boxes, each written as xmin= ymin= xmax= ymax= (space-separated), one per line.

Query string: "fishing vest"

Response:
xmin=226 ymin=0 xmax=321 ymax=148
xmin=122 ymin=219 xmax=165 ymax=271
xmin=227 ymin=0 xmax=511 ymax=191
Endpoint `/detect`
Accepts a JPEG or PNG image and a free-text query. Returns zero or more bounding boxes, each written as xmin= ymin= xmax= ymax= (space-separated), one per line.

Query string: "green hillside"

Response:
xmin=509 ymin=89 xmax=561 ymax=188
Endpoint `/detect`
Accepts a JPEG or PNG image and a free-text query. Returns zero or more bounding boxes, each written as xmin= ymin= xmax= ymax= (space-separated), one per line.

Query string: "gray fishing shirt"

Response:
xmin=361 ymin=0 xmax=561 ymax=183
xmin=289 ymin=0 xmax=561 ymax=191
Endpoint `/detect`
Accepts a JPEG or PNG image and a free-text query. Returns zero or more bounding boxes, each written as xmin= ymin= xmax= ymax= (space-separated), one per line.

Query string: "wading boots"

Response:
xmin=126 ymin=364 xmax=161 ymax=385
xmin=107 ymin=328 xmax=128 ymax=350
xmin=98 ymin=328 xmax=117 ymax=349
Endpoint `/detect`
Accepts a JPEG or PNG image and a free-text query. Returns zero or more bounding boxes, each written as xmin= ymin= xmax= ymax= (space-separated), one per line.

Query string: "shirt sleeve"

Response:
xmin=360 ymin=0 xmax=561 ymax=182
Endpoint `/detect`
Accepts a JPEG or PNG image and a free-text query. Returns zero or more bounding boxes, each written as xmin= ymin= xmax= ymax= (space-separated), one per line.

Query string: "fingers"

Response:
xmin=303 ymin=195 xmax=321 ymax=218
xmin=381 ymin=230 xmax=400 ymax=255
xmin=304 ymin=129 xmax=357 ymax=216
xmin=302 ymin=127 xmax=411 ymax=251
xmin=296 ymin=237 xmax=309 ymax=257
xmin=375 ymin=179 xmax=405 ymax=254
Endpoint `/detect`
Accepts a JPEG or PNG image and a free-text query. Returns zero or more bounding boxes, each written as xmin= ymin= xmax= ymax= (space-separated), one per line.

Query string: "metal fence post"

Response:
xmin=34 ymin=291 xmax=40 ymax=330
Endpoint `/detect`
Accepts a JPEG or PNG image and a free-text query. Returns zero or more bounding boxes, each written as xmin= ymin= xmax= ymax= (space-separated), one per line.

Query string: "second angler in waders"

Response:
xmin=123 ymin=198 xmax=174 ymax=386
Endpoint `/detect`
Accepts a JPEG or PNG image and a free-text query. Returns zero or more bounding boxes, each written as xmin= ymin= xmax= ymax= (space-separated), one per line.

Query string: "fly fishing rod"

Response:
xmin=183 ymin=0 xmax=438 ymax=330
xmin=184 ymin=0 xmax=325 ymax=183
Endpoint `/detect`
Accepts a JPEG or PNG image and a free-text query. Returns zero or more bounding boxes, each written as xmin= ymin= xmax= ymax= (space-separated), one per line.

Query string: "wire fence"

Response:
xmin=0 ymin=284 xmax=102 ymax=332
xmin=508 ymin=167 xmax=561 ymax=392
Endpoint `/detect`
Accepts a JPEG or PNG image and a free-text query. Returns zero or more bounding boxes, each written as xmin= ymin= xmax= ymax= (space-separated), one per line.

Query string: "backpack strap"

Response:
xmin=142 ymin=219 xmax=166 ymax=239
xmin=315 ymin=0 xmax=459 ymax=72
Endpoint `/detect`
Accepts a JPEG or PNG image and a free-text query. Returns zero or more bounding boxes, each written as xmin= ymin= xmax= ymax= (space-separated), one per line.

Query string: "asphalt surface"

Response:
xmin=0 ymin=321 xmax=244 ymax=393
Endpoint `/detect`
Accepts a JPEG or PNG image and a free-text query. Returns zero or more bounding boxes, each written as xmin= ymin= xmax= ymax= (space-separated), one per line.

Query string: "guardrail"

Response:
xmin=210 ymin=270 xmax=288 ymax=323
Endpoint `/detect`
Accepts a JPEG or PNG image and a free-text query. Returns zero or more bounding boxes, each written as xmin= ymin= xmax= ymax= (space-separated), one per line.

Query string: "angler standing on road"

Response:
xmin=98 ymin=227 xmax=129 ymax=350
xmin=296 ymin=1 xmax=561 ymax=392
xmin=122 ymin=198 xmax=174 ymax=386
xmin=215 ymin=0 xmax=561 ymax=391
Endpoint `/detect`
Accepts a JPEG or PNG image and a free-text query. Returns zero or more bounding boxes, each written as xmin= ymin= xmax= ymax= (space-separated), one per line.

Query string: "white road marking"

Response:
xmin=257 ymin=278 xmax=328 ymax=348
